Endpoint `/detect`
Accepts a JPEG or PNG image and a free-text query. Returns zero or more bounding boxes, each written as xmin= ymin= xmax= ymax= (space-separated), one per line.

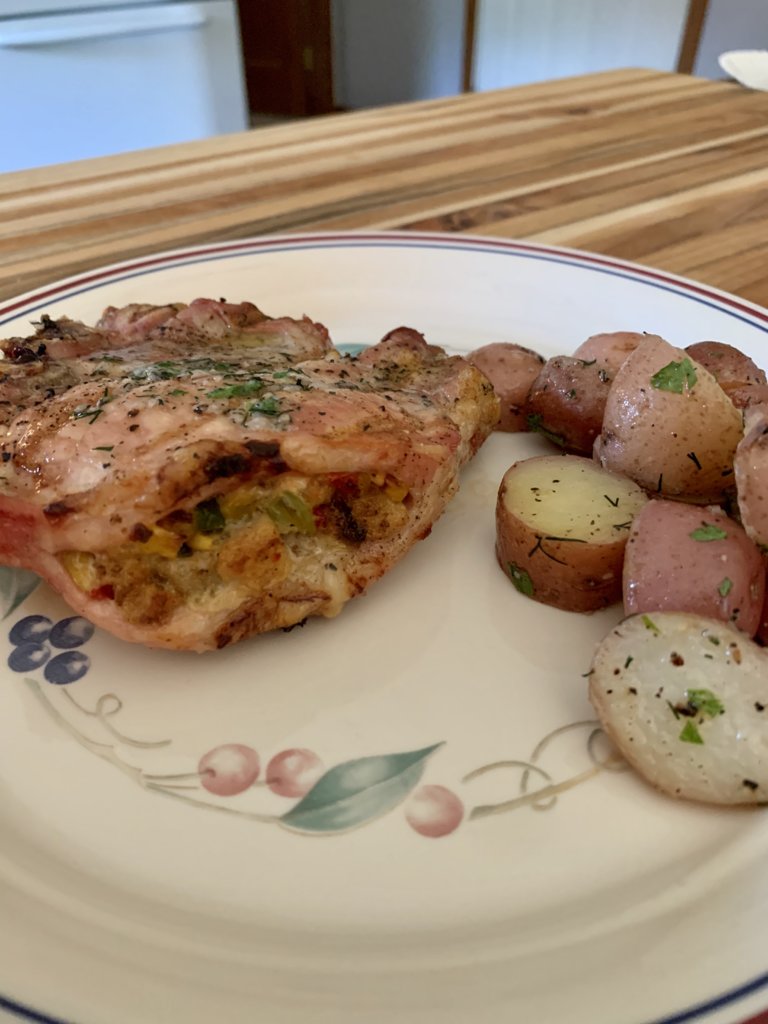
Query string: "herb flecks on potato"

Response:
xmin=572 ymin=331 xmax=645 ymax=374
xmin=590 ymin=612 xmax=768 ymax=804
xmin=525 ymin=355 xmax=613 ymax=455
xmin=496 ymin=455 xmax=647 ymax=612
xmin=623 ymin=500 xmax=766 ymax=637
xmin=594 ymin=335 xmax=742 ymax=503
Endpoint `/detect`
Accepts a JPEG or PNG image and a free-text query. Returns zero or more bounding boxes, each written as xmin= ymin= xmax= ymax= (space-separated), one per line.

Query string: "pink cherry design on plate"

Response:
xmin=198 ymin=744 xmax=260 ymax=796
xmin=266 ymin=748 xmax=324 ymax=798
xmin=405 ymin=784 xmax=464 ymax=838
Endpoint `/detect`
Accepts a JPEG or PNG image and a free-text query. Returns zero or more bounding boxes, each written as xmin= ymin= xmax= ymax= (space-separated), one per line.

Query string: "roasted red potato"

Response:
xmin=496 ymin=455 xmax=647 ymax=612
xmin=467 ymin=342 xmax=545 ymax=432
xmin=595 ymin=335 xmax=743 ymax=503
xmin=572 ymin=331 xmax=645 ymax=374
xmin=623 ymin=500 xmax=765 ymax=637
xmin=736 ymin=404 xmax=768 ymax=549
xmin=524 ymin=355 xmax=613 ymax=454
xmin=686 ymin=340 xmax=766 ymax=408
xmin=590 ymin=612 xmax=768 ymax=804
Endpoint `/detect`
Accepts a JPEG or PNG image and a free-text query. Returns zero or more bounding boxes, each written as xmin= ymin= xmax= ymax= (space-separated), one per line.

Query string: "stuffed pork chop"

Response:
xmin=0 ymin=300 xmax=498 ymax=651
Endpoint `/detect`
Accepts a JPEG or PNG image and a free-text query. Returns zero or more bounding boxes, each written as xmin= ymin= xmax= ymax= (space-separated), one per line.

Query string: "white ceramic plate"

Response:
xmin=0 ymin=232 xmax=767 ymax=1024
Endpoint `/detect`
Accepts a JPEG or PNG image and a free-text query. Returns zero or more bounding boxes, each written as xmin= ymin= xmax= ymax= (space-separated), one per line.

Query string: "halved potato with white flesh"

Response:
xmin=590 ymin=612 xmax=768 ymax=804
xmin=595 ymin=335 xmax=743 ymax=503
xmin=495 ymin=455 xmax=647 ymax=612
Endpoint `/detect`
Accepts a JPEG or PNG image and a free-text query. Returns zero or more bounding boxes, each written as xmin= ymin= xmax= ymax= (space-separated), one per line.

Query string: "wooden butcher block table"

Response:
xmin=2 ymin=67 xmax=768 ymax=307
xmin=0 ymin=67 xmax=767 ymax=1024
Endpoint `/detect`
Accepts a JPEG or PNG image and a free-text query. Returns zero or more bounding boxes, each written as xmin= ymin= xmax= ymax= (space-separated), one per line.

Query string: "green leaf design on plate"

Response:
xmin=0 ymin=566 xmax=40 ymax=620
xmin=336 ymin=343 xmax=367 ymax=357
xmin=280 ymin=743 xmax=443 ymax=834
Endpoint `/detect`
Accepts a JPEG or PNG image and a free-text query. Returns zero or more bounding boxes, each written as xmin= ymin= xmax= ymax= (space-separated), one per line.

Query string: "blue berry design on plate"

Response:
xmin=7 ymin=614 xmax=93 ymax=684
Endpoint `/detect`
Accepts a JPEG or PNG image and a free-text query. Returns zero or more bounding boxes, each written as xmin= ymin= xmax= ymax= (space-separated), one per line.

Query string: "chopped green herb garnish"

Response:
xmin=526 ymin=413 xmax=566 ymax=448
xmin=507 ymin=563 xmax=534 ymax=596
xmin=169 ymin=388 xmax=188 ymax=397
xmin=207 ymin=379 xmax=264 ymax=400
xmin=624 ymin=655 xmax=633 ymax=669
xmin=194 ymin=498 xmax=225 ymax=534
xmin=641 ymin=614 xmax=660 ymax=635
xmin=690 ymin=523 xmax=728 ymax=542
xmin=707 ymin=634 xmax=721 ymax=646
xmin=91 ymin=445 xmax=114 ymax=452
xmin=249 ymin=395 xmax=281 ymax=417
xmin=650 ymin=357 xmax=697 ymax=393
xmin=718 ymin=577 xmax=733 ymax=598
xmin=686 ymin=688 xmax=725 ymax=718
xmin=679 ymin=721 xmax=704 ymax=744
xmin=527 ymin=536 xmax=569 ymax=566
xmin=72 ymin=391 xmax=113 ymax=424
xmin=543 ymin=535 xmax=587 ymax=544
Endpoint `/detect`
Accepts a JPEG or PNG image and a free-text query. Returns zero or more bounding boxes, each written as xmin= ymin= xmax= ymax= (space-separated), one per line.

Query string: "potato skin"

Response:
xmin=496 ymin=455 xmax=647 ymax=612
xmin=735 ymin=404 xmax=768 ymax=548
xmin=757 ymin=555 xmax=768 ymax=646
xmin=728 ymin=382 xmax=768 ymax=410
xmin=686 ymin=341 xmax=766 ymax=405
xmin=572 ymin=331 xmax=645 ymax=374
xmin=595 ymin=335 xmax=743 ymax=502
xmin=467 ymin=342 xmax=544 ymax=432
xmin=623 ymin=500 xmax=765 ymax=636
xmin=525 ymin=356 xmax=612 ymax=454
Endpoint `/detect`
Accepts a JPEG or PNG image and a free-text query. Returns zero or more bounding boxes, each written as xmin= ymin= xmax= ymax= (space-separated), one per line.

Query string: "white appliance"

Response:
xmin=0 ymin=0 xmax=248 ymax=173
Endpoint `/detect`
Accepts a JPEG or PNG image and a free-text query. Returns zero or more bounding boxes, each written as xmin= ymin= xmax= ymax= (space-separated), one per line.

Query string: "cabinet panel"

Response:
xmin=473 ymin=0 xmax=689 ymax=91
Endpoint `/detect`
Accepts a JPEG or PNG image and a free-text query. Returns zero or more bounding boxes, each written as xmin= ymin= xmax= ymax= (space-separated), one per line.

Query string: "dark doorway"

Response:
xmin=236 ymin=0 xmax=335 ymax=117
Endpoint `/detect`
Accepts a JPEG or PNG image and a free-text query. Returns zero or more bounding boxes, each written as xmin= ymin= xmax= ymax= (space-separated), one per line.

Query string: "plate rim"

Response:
xmin=2 ymin=230 xmax=768 ymax=333
xmin=1 ymin=229 xmax=767 ymax=1024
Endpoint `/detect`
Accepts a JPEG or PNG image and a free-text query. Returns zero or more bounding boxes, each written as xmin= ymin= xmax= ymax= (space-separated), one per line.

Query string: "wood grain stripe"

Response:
xmin=2 ymin=69 xmax=768 ymax=307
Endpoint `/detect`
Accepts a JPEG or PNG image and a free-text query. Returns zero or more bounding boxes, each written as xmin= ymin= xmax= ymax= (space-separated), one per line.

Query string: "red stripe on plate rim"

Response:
xmin=2 ymin=232 xmax=767 ymax=326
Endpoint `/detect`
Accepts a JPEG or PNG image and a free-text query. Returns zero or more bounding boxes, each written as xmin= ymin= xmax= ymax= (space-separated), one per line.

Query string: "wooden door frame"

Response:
xmin=676 ymin=0 xmax=711 ymax=73
xmin=462 ymin=0 xmax=478 ymax=91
